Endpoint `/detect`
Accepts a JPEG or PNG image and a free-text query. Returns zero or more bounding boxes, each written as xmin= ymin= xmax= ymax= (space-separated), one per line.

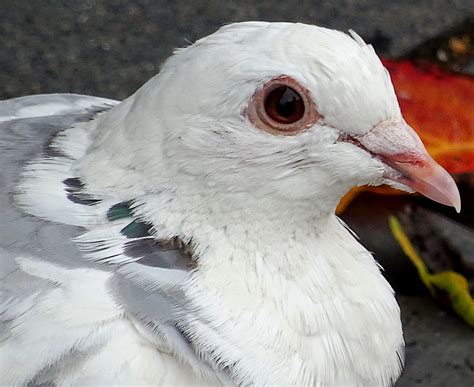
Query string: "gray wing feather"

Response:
xmin=0 ymin=93 xmax=115 ymax=121
xmin=0 ymin=94 xmax=117 ymax=303
xmin=0 ymin=94 xmax=225 ymax=384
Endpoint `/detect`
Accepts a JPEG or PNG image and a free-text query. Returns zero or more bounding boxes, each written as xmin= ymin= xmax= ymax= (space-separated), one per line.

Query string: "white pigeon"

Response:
xmin=0 ymin=22 xmax=460 ymax=386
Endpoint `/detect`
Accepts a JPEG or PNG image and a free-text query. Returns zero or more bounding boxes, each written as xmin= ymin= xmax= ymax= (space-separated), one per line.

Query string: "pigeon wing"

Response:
xmin=0 ymin=94 xmax=117 ymax=303
xmin=0 ymin=94 xmax=222 ymax=385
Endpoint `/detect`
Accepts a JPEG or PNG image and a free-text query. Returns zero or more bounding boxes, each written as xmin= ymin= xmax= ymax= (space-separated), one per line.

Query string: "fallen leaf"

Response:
xmin=389 ymin=211 xmax=474 ymax=327
xmin=384 ymin=59 xmax=474 ymax=174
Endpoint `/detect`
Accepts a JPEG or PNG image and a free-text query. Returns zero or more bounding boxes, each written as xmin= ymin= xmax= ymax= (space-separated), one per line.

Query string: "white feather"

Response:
xmin=2 ymin=22 xmax=406 ymax=386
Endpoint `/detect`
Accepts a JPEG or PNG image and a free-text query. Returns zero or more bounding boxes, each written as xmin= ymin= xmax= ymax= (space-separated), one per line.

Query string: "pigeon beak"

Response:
xmin=351 ymin=119 xmax=461 ymax=212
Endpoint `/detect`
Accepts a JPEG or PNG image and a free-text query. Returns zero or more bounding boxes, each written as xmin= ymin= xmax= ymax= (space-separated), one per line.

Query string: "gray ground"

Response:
xmin=1 ymin=1 xmax=473 ymax=385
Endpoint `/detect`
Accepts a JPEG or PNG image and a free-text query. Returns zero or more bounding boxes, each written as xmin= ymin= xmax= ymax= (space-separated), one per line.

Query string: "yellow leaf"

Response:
xmin=389 ymin=216 xmax=474 ymax=328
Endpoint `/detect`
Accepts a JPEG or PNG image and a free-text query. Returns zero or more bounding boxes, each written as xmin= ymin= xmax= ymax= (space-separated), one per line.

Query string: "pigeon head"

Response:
xmin=90 ymin=22 xmax=460 ymax=217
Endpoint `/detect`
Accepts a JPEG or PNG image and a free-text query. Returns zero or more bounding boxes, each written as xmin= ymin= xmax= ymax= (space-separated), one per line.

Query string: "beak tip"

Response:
xmin=425 ymin=169 xmax=461 ymax=213
xmin=384 ymin=158 xmax=462 ymax=213
xmin=441 ymin=170 xmax=461 ymax=213
xmin=452 ymin=193 xmax=461 ymax=214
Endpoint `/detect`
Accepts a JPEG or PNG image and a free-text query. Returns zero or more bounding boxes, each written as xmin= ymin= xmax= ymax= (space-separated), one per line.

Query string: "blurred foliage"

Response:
xmin=390 ymin=216 xmax=474 ymax=328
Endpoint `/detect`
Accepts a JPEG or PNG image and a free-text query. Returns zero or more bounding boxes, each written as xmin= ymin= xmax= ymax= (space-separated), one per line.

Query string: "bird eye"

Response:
xmin=264 ymin=86 xmax=304 ymax=124
xmin=247 ymin=76 xmax=321 ymax=136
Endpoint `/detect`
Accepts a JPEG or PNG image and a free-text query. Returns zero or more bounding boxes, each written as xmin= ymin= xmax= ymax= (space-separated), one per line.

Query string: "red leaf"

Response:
xmin=383 ymin=59 xmax=474 ymax=174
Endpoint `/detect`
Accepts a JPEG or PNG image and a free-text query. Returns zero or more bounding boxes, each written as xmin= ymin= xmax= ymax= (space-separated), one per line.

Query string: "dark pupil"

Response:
xmin=264 ymin=86 xmax=305 ymax=124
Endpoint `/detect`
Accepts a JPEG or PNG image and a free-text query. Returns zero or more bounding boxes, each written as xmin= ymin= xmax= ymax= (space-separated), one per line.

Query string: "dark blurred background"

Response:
xmin=1 ymin=1 xmax=473 ymax=385
xmin=1 ymin=0 xmax=473 ymax=99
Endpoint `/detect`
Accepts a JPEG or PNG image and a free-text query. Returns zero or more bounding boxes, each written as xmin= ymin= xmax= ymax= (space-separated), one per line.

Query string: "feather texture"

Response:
xmin=0 ymin=94 xmax=223 ymax=385
xmin=0 ymin=23 xmax=408 ymax=386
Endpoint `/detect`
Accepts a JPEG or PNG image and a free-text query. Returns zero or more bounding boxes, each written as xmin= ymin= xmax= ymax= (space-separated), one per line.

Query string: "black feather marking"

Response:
xmin=75 ymin=104 xmax=115 ymax=123
xmin=41 ymin=104 xmax=114 ymax=159
xmin=107 ymin=201 xmax=134 ymax=221
xmin=120 ymin=220 xmax=153 ymax=238
xmin=66 ymin=194 xmax=101 ymax=206
xmin=105 ymin=201 xmax=197 ymax=268
xmin=63 ymin=177 xmax=84 ymax=189
xmin=63 ymin=177 xmax=101 ymax=205
xmin=42 ymin=127 xmax=69 ymax=158
xmin=124 ymin=238 xmax=196 ymax=269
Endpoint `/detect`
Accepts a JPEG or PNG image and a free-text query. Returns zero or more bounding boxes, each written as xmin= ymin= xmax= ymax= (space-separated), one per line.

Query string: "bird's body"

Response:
xmin=0 ymin=22 xmax=459 ymax=386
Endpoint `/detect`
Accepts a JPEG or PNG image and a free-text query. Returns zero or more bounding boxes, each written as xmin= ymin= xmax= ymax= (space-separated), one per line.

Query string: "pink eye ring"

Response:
xmin=247 ymin=76 xmax=321 ymax=136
